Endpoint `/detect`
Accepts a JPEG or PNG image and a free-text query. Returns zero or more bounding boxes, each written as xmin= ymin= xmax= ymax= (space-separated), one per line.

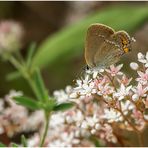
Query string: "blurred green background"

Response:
xmin=0 ymin=1 xmax=148 ymax=97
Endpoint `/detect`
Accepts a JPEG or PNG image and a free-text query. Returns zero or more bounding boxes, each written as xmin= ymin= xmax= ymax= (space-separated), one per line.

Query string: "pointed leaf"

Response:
xmin=89 ymin=136 xmax=101 ymax=147
xmin=6 ymin=71 xmax=21 ymax=81
xmin=32 ymin=68 xmax=49 ymax=101
xmin=11 ymin=143 xmax=19 ymax=147
xmin=53 ymin=102 xmax=74 ymax=111
xmin=0 ymin=142 xmax=6 ymax=147
xmin=13 ymin=96 xmax=41 ymax=110
xmin=26 ymin=42 xmax=36 ymax=68
xmin=21 ymin=135 xmax=27 ymax=147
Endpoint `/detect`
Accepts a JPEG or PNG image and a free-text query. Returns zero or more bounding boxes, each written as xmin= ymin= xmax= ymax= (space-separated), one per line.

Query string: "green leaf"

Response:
xmin=89 ymin=136 xmax=100 ymax=147
xmin=32 ymin=68 xmax=49 ymax=101
xmin=21 ymin=135 xmax=27 ymax=147
xmin=0 ymin=142 xmax=6 ymax=147
xmin=6 ymin=71 xmax=21 ymax=81
xmin=13 ymin=96 xmax=41 ymax=110
xmin=26 ymin=42 xmax=36 ymax=68
xmin=53 ymin=102 xmax=74 ymax=111
xmin=32 ymin=5 xmax=148 ymax=69
xmin=11 ymin=143 xmax=19 ymax=147
xmin=45 ymin=98 xmax=56 ymax=111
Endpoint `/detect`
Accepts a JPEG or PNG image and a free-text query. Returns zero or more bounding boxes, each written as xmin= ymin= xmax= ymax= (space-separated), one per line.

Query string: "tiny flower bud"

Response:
xmin=132 ymin=94 xmax=139 ymax=101
xmin=90 ymin=129 xmax=96 ymax=135
xmin=95 ymin=123 xmax=100 ymax=130
xmin=130 ymin=62 xmax=139 ymax=70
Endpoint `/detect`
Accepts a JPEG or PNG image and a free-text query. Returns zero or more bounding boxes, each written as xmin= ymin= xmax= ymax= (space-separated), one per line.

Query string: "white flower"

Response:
xmin=25 ymin=111 xmax=44 ymax=131
xmin=81 ymin=114 xmax=100 ymax=134
xmin=132 ymin=83 xmax=147 ymax=101
xmin=50 ymin=112 xmax=65 ymax=128
xmin=138 ymin=52 xmax=148 ymax=67
xmin=113 ymin=84 xmax=132 ymax=100
xmin=74 ymin=75 xmax=96 ymax=98
xmin=4 ymin=90 xmax=23 ymax=107
xmin=120 ymin=100 xmax=135 ymax=115
xmin=102 ymin=108 xmax=123 ymax=123
xmin=130 ymin=62 xmax=139 ymax=70
xmin=53 ymin=86 xmax=73 ymax=103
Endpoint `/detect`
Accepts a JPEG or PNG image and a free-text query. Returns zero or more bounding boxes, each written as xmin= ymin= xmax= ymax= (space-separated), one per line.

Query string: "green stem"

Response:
xmin=8 ymin=55 xmax=41 ymax=100
xmin=40 ymin=112 xmax=50 ymax=147
xmin=9 ymin=55 xmax=23 ymax=71
xmin=25 ymin=75 xmax=42 ymax=100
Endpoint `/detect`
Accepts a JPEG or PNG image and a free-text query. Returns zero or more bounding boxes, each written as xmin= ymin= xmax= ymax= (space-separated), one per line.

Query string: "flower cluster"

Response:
xmin=27 ymin=52 xmax=148 ymax=147
xmin=0 ymin=52 xmax=148 ymax=146
xmin=0 ymin=90 xmax=44 ymax=138
xmin=0 ymin=21 xmax=23 ymax=54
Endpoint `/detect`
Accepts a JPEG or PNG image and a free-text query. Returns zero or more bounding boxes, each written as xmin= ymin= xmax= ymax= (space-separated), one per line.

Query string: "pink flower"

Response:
xmin=97 ymin=83 xmax=114 ymax=96
xmin=136 ymin=69 xmax=148 ymax=85
xmin=132 ymin=83 xmax=147 ymax=101
xmin=105 ymin=64 xmax=123 ymax=76
xmin=117 ymin=75 xmax=132 ymax=86
xmin=113 ymin=84 xmax=132 ymax=100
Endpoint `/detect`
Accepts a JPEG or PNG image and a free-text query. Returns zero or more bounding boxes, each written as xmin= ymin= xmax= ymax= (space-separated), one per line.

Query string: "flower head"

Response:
xmin=105 ymin=64 xmax=123 ymax=76
xmin=0 ymin=21 xmax=23 ymax=55
xmin=138 ymin=52 xmax=148 ymax=67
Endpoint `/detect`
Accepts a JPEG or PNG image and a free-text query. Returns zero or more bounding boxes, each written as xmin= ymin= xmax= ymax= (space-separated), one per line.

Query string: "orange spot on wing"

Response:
xmin=124 ymin=47 xmax=129 ymax=53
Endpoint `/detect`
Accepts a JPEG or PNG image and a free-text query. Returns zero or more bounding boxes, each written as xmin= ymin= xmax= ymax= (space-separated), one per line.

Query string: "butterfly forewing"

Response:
xmin=85 ymin=23 xmax=115 ymax=68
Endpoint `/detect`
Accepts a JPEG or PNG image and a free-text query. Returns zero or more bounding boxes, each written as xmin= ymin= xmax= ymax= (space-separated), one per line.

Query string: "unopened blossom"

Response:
xmin=130 ymin=62 xmax=139 ymax=70
xmin=0 ymin=21 xmax=23 ymax=54
xmin=105 ymin=64 xmax=123 ymax=76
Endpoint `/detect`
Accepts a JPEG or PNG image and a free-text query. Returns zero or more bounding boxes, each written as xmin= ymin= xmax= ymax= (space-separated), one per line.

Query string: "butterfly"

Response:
xmin=85 ymin=23 xmax=135 ymax=70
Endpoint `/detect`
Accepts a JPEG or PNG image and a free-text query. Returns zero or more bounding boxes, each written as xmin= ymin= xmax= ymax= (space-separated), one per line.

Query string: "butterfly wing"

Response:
xmin=94 ymin=39 xmax=124 ymax=69
xmin=94 ymin=31 xmax=132 ymax=69
xmin=85 ymin=23 xmax=115 ymax=68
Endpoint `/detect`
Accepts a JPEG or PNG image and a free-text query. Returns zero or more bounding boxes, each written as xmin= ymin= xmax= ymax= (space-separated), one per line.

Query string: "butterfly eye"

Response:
xmin=86 ymin=65 xmax=90 ymax=70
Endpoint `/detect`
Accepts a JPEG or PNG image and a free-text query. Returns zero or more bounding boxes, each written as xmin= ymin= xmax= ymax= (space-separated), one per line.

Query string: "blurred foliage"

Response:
xmin=33 ymin=5 xmax=148 ymax=69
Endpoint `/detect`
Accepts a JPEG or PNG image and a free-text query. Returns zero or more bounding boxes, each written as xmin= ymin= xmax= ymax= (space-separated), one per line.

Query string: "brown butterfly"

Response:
xmin=85 ymin=23 xmax=135 ymax=70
